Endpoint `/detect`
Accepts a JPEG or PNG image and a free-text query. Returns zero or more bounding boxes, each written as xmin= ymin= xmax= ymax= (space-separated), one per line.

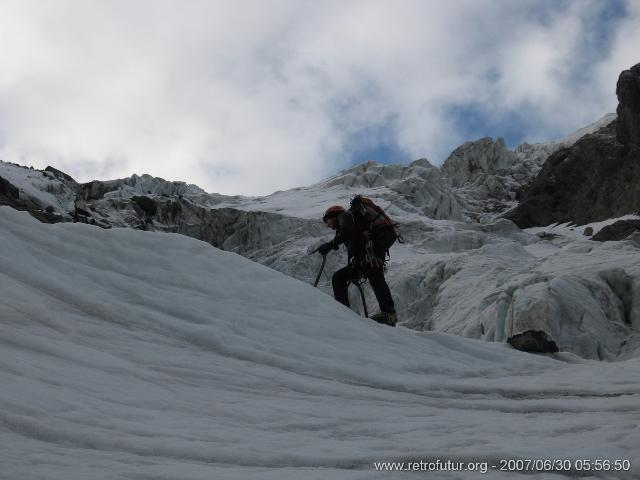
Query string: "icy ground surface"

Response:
xmin=1 ymin=207 xmax=639 ymax=479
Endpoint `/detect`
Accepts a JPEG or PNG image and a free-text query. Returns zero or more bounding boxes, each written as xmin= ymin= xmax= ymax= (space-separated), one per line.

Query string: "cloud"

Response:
xmin=0 ymin=0 xmax=638 ymax=195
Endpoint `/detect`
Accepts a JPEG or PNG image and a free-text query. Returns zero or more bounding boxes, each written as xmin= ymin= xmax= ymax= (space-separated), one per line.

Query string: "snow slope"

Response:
xmin=1 ymin=207 xmax=639 ymax=479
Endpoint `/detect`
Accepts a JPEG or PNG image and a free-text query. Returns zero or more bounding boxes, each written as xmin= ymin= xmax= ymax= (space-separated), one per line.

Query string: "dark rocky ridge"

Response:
xmin=507 ymin=63 xmax=640 ymax=227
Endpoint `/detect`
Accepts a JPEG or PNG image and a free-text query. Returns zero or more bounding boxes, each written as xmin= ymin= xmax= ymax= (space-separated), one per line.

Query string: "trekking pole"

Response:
xmin=351 ymin=278 xmax=369 ymax=318
xmin=313 ymin=254 xmax=327 ymax=287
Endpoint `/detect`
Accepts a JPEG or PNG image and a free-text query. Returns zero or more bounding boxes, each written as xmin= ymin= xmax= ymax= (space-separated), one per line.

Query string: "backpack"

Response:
xmin=349 ymin=195 xmax=393 ymax=229
xmin=349 ymin=195 xmax=403 ymax=257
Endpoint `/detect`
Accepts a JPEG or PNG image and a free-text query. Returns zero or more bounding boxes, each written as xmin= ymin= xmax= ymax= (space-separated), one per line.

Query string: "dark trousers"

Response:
xmin=332 ymin=261 xmax=395 ymax=313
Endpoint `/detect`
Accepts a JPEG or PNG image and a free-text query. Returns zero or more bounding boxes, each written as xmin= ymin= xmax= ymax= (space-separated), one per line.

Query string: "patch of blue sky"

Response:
xmin=444 ymin=1 xmax=628 ymax=149
xmin=568 ymin=0 xmax=628 ymax=84
xmin=523 ymin=0 xmax=572 ymax=27
xmin=348 ymin=140 xmax=410 ymax=167
xmin=343 ymin=0 xmax=629 ymax=167
xmin=446 ymin=103 xmax=533 ymax=149
xmin=344 ymin=121 xmax=410 ymax=166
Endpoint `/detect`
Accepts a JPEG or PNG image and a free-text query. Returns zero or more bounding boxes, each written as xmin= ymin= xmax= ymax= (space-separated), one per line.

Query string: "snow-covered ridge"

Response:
xmin=82 ymin=172 xmax=206 ymax=200
xmin=0 ymin=162 xmax=77 ymax=216
xmin=1 ymin=207 xmax=639 ymax=479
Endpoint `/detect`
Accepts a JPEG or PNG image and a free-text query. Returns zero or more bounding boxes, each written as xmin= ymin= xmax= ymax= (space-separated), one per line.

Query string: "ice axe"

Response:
xmin=313 ymin=253 xmax=327 ymax=287
xmin=309 ymin=248 xmax=369 ymax=317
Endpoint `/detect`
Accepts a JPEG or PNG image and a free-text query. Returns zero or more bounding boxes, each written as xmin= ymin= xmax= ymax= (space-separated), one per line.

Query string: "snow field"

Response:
xmin=1 ymin=207 xmax=639 ymax=479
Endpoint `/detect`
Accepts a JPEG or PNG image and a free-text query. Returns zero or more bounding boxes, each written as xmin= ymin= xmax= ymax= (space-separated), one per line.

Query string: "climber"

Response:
xmin=317 ymin=197 xmax=398 ymax=326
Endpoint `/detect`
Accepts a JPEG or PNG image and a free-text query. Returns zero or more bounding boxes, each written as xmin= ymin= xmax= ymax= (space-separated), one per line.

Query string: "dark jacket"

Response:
xmin=322 ymin=210 xmax=397 ymax=261
xmin=331 ymin=211 xmax=364 ymax=259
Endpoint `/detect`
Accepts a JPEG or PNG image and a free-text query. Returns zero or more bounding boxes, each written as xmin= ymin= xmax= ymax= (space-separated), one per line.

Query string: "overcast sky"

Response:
xmin=1 ymin=0 xmax=639 ymax=195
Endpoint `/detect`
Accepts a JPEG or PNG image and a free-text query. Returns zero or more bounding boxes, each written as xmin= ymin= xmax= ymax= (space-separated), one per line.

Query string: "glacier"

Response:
xmin=0 ymin=114 xmax=640 ymax=361
xmin=1 ymin=206 xmax=639 ymax=479
xmin=2 ymin=112 xmax=639 ymax=361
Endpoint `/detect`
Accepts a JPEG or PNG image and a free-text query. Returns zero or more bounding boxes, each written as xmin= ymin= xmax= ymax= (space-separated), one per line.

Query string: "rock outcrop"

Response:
xmin=507 ymin=331 xmax=559 ymax=353
xmin=617 ymin=63 xmax=640 ymax=146
xmin=507 ymin=63 xmax=640 ymax=227
xmin=593 ymin=219 xmax=640 ymax=241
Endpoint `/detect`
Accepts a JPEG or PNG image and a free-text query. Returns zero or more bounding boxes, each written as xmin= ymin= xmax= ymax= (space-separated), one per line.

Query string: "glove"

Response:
xmin=318 ymin=241 xmax=336 ymax=255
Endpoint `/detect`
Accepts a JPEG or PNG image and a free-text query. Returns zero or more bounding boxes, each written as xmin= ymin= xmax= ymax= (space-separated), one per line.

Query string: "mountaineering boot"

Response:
xmin=370 ymin=311 xmax=397 ymax=327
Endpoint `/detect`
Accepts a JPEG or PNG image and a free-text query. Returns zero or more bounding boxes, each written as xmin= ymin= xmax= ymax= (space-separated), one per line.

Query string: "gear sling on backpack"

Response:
xmin=349 ymin=195 xmax=400 ymax=266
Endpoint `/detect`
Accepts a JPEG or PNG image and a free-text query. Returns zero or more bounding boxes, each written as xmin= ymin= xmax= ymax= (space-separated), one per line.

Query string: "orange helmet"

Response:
xmin=322 ymin=205 xmax=345 ymax=223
